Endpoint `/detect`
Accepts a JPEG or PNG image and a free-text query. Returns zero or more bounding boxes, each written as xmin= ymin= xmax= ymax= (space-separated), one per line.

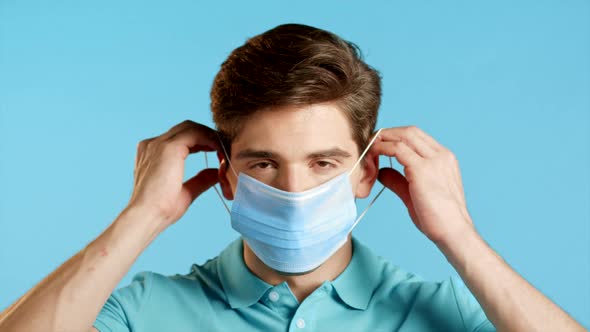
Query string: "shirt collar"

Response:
xmin=217 ymin=236 xmax=382 ymax=310
xmin=331 ymin=235 xmax=382 ymax=310
xmin=217 ymin=237 xmax=273 ymax=309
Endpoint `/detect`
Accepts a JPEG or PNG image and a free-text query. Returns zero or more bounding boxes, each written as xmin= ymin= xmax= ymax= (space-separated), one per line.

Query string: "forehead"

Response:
xmin=231 ymin=102 xmax=358 ymax=159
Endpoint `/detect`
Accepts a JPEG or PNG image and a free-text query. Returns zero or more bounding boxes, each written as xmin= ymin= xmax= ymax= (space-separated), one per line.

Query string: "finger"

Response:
xmin=377 ymin=168 xmax=412 ymax=208
xmin=379 ymin=126 xmax=439 ymax=154
xmin=410 ymin=126 xmax=445 ymax=151
xmin=188 ymin=144 xmax=218 ymax=154
xmin=378 ymin=168 xmax=420 ymax=228
xmin=168 ymin=126 xmax=221 ymax=155
xmin=378 ymin=127 xmax=437 ymax=158
xmin=371 ymin=139 xmax=422 ymax=167
xmin=161 ymin=120 xmax=197 ymax=140
xmin=181 ymin=168 xmax=220 ymax=206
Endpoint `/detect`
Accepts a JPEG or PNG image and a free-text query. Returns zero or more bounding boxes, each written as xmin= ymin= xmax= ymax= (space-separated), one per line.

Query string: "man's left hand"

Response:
xmin=371 ymin=126 xmax=476 ymax=246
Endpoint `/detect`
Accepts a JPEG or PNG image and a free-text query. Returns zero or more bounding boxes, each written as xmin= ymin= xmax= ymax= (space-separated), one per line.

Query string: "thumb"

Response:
xmin=181 ymin=168 xmax=220 ymax=205
xmin=378 ymin=168 xmax=412 ymax=208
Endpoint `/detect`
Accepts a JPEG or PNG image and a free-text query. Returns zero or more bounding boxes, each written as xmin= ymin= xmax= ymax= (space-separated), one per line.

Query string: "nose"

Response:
xmin=272 ymin=166 xmax=311 ymax=192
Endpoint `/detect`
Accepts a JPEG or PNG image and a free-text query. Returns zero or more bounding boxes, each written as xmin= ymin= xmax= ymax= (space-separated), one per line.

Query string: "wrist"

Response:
xmin=435 ymin=224 xmax=493 ymax=273
xmin=116 ymin=204 xmax=169 ymax=241
xmin=434 ymin=217 xmax=482 ymax=255
xmin=123 ymin=202 xmax=172 ymax=229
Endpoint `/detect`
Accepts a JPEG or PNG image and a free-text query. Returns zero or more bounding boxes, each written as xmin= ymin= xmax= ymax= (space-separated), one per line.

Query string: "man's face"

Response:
xmin=218 ymin=102 xmax=378 ymax=199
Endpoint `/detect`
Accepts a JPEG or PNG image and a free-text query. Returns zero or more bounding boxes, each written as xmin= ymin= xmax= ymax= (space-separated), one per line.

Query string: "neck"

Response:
xmin=242 ymin=234 xmax=353 ymax=303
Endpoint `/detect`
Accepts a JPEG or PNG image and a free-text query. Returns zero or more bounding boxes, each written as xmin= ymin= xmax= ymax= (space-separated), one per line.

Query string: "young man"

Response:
xmin=0 ymin=24 xmax=585 ymax=332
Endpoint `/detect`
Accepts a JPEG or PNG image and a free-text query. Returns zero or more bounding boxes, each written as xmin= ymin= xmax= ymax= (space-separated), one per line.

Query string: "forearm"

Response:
xmin=437 ymin=224 xmax=585 ymax=332
xmin=0 ymin=206 xmax=164 ymax=332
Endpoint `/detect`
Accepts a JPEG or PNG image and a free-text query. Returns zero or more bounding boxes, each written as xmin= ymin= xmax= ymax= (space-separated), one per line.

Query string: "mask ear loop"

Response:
xmin=351 ymin=158 xmax=392 ymax=228
xmin=204 ymin=133 xmax=238 ymax=215
xmin=349 ymin=128 xmax=383 ymax=177
xmin=216 ymin=132 xmax=238 ymax=177
xmin=347 ymin=128 xmax=393 ymax=228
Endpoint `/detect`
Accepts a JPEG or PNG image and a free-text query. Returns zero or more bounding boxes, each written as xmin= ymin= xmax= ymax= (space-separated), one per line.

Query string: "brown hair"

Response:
xmin=210 ymin=23 xmax=381 ymax=156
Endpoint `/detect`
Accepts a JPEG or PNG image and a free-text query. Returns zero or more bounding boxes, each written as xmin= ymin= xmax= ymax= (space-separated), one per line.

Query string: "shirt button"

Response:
xmin=268 ymin=291 xmax=280 ymax=302
xmin=296 ymin=318 xmax=306 ymax=329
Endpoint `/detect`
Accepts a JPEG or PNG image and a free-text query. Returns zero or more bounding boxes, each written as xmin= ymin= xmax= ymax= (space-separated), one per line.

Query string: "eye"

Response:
xmin=315 ymin=160 xmax=336 ymax=169
xmin=252 ymin=161 xmax=276 ymax=170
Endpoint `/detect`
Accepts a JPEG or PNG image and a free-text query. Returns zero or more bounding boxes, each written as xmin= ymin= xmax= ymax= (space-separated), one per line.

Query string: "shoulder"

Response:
xmin=109 ymin=255 xmax=226 ymax=310
xmin=373 ymin=266 xmax=494 ymax=331
xmin=94 ymin=257 xmax=229 ymax=331
xmin=147 ymin=256 xmax=227 ymax=302
xmin=355 ymin=241 xmax=494 ymax=332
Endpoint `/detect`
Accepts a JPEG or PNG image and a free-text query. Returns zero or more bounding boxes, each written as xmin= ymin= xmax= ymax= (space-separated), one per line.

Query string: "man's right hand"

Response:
xmin=0 ymin=120 xmax=223 ymax=332
xmin=127 ymin=120 xmax=221 ymax=230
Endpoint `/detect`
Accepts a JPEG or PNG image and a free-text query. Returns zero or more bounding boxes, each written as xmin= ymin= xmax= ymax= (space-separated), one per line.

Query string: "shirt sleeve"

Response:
xmin=93 ymin=271 xmax=153 ymax=332
xmin=450 ymin=276 xmax=496 ymax=332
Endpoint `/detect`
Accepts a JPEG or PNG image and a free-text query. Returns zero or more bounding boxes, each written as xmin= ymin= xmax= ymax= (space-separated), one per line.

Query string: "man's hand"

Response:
xmin=0 ymin=120 xmax=223 ymax=332
xmin=371 ymin=126 xmax=474 ymax=246
xmin=128 ymin=120 xmax=221 ymax=229
xmin=371 ymin=126 xmax=586 ymax=331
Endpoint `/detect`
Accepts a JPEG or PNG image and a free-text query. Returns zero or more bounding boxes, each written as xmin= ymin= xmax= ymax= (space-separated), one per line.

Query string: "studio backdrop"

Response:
xmin=0 ymin=0 xmax=588 ymax=326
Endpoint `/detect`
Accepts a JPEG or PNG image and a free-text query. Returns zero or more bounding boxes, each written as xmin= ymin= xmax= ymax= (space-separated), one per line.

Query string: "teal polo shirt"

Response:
xmin=93 ymin=236 xmax=495 ymax=331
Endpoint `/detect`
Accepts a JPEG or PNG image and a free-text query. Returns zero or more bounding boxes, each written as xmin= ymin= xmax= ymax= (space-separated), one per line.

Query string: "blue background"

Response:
xmin=1 ymin=0 xmax=588 ymax=326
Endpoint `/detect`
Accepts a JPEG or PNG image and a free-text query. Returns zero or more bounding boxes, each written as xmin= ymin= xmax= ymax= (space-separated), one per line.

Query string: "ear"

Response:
xmin=217 ymin=152 xmax=235 ymax=200
xmin=355 ymin=152 xmax=379 ymax=198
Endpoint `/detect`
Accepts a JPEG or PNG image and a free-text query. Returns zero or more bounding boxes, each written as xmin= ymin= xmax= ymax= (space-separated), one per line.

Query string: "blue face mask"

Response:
xmin=206 ymin=129 xmax=388 ymax=274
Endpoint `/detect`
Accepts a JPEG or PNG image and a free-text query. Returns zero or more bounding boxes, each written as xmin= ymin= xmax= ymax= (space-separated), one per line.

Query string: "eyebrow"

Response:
xmin=235 ymin=148 xmax=352 ymax=160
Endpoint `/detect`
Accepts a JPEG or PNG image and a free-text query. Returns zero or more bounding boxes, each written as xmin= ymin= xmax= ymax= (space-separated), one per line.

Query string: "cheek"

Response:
xmin=349 ymin=171 xmax=363 ymax=196
xmin=229 ymin=174 xmax=238 ymax=193
xmin=220 ymin=169 xmax=238 ymax=199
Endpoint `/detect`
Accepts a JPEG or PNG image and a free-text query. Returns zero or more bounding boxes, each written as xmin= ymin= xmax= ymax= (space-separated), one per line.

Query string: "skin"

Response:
xmin=217 ymin=103 xmax=378 ymax=302
xmin=0 ymin=103 xmax=585 ymax=331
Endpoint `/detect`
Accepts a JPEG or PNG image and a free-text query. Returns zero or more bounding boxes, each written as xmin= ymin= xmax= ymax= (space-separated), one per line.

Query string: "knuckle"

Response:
xmin=409 ymin=125 xmax=425 ymax=136
xmin=404 ymin=166 xmax=418 ymax=179
xmin=186 ymin=126 xmax=200 ymax=134
xmin=443 ymin=149 xmax=456 ymax=161
xmin=181 ymin=120 xmax=197 ymax=128
xmin=168 ymin=120 xmax=191 ymax=132
xmin=138 ymin=138 xmax=156 ymax=150
xmin=405 ymin=125 xmax=418 ymax=133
